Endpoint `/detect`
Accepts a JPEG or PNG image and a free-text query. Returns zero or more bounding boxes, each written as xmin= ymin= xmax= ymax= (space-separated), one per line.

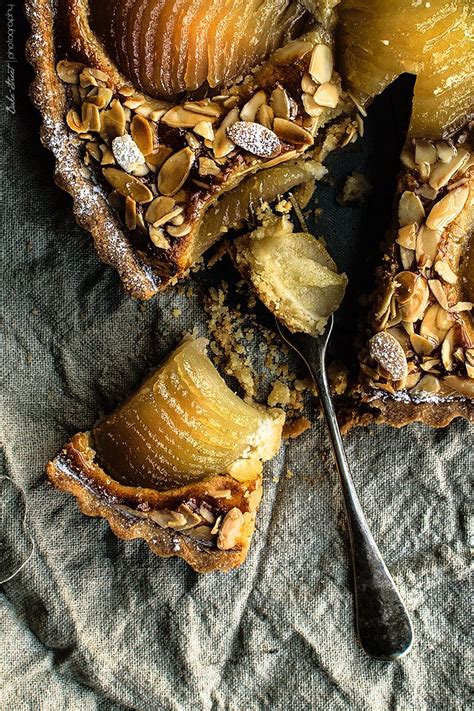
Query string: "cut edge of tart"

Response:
xmin=25 ymin=0 xmax=356 ymax=299
xmin=46 ymin=338 xmax=285 ymax=572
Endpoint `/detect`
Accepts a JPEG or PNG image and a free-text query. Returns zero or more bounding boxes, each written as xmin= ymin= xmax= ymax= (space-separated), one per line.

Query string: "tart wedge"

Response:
xmin=46 ymin=338 xmax=285 ymax=572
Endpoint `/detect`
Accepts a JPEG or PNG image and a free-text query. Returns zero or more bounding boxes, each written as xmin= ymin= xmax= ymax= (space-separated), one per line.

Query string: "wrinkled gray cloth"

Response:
xmin=1 ymin=10 xmax=471 ymax=710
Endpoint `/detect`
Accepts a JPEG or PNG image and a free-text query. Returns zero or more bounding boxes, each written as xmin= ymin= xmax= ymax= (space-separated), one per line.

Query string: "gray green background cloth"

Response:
xmin=1 ymin=6 xmax=471 ymax=709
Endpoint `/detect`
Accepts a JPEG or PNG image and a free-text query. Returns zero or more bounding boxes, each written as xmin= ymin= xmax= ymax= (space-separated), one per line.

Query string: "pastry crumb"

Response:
xmin=338 ymin=172 xmax=372 ymax=205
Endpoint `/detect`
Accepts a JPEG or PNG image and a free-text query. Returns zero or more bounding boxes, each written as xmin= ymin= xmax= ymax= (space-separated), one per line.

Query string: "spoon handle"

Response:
xmin=305 ymin=342 xmax=414 ymax=660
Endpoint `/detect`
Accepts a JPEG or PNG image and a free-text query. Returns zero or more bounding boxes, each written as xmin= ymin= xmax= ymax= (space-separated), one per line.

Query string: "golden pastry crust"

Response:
xmin=25 ymin=0 xmax=352 ymax=298
xmin=46 ymin=433 xmax=263 ymax=573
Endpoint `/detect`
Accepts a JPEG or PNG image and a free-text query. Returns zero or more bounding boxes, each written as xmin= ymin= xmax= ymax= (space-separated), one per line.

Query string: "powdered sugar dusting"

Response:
xmin=227 ymin=121 xmax=281 ymax=158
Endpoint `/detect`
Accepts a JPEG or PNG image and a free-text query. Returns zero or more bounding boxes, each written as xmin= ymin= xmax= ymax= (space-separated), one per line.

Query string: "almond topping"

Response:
xmin=112 ymin=135 xmax=145 ymax=174
xmin=227 ymin=121 xmax=281 ymax=158
xmin=396 ymin=223 xmax=417 ymax=250
xmin=273 ymin=118 xmax=313 ymax=146
xmin=309 ymin=44 xmax=334 ymax=84
xmin=131 ymin=115 xmax=154 ymax=155
xmin=157 ymin=147 xmax=195 ymax=196
xmin=102 ymin=167 xmax=153 ymax=203
xmin=428 ymin=279 xmax=449 ymax=310
xmin=213 ymin=107 xmax=240 ymax=159
xmin=425 ymin=186 xmax=469 ymax=231
xmin=240 ymin=91 xmax=267 ymax=122
xmin=56 ymin=60 xmax=84 ymax=84
xmin=434 ymin=261 xmax=458 ymax=284
xmin=398 ymin=191 xmax=425 ymax=226
xmin=145 ymin=196 xmax=176 ymax=224
xmin=161 ymin=106 xmax=219 ymax=128
xmin=369 ymin=331 xmax=408 ymax=381
xmin=193 ymin=121 xmax=214 ymax=141
xmin=313 ymin=82 xmax=339 ymax=108
xmin=270 ymin=87 xmax=292 ymax=120
xmin=256 ymin=104 xmax=274 ymax=130
xmin=217 ymin=508 xmax=244 ymax=550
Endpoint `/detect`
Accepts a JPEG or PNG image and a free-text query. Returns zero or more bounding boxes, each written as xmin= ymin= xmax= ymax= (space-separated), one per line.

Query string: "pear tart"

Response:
xmin=46 ymin=339 xmax=285 ymax=572
xmin=26 ymin=0 xmax=354 ymax=298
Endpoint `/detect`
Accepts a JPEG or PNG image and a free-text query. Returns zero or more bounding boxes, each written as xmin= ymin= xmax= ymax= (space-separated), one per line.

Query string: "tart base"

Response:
xmin=46 ymin=433 xmax=262 ymax=573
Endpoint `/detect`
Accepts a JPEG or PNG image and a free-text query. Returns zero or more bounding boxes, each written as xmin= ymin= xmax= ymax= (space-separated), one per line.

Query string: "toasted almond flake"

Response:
xmin=100 ymin=144 xmax=115 ymax=165
xmin=217 ymin=508 xmax=244 ymax=550
xmin=399 ymin=246 xmax=415 ymax=270
xmin=82 ymin=102 xmax=101 ymax=132
xmin=157 ymin=147 xmax=195 ymax=196
xmin=428 ymin=279 xmax=449 ymax=310
xmin=198 ymin=157 xmax=221 ymax=176
xmin=441 ymin=327 xmax=456 ymax=371
xmin=193 ymin=120 xmax=214 ymax=141
xmin=369 ymin=331 xmax=408 ymax=380
xmin=213 ymin=107 xmax=240 ymax=158
xmin=102 ymin=167 xmax=153 ymax=203
xmin=434 ymin=260 xmax=458 ymax=284
xmin=145 ymin=146 xmax=173 ymax=172
xmin=411 ymin=374 xmax=440 ymax=395
xmin=66 ymin=108 xmax=86 ymax=133
xmin=425 ymin=186 xmax=469 ymax=231
xmin=435 ymin=141 xmax=457 ymax=164
xmin=240 ymin=91 xmax=267 ymax=122
xmin=183 ymin=100 xmax=224 ymax=118
xmin=166 ymin=222 xmax=192 ymax=238
xmin=131 ymin=115 xmax=154 ymax=155
xmin=134 ymin=98 xmax=171 ymax=121
xmin=398 ymin=191 xmax=425 ymax=226
xmin=449 ymin=302 xmax=473 ymax=313
xmin=144 ymin=196 xmax=176 ymax=223
xmin=309 ymin=44 xmax=334 ymax=84
xmin=149 ymin=226 xmax=170 ymax=249
xmin=85 ymin=140 xmax=101 ymax=162
xmin=162 ymin=105 xmax=219 ymax=128
xmin=400 ymin=147 xmax=416 ymax=170
xmin=199 ymin=505 xmax=215 ymax=525
xmin=313 ymin=82 xmax=339 ymax=108
xmin=256 ymin=104 xmax=274 ymax=130
xmin=273 ymin=118 xmax=313 ymax=146
xmin=410 ymin=333 xmax=435 ymax=355
xmin=212 ymin=490 xmax=232 ymax=499
xmin=56 ymin=59 xmax=84 ymax=84
xmin=301 ymin=72 xmax=318 ymax=94
xmin=185 ymin=525 xmax=215 ymax=542
xmin=270 ymin=87 xmax=291 ymax=120
xmin=152 ymin=207 xmax=183 ymax=228
xmin=428 ymin=148 xmax=470 ymax=190
xmin=302 ymin=92 xmax=324 ymax=118
xmin=124 ymin=196 xmax=137 ymax=230
xmin=414 ymin=139 xmax=437 ymax=166
xmin=103 ymin=99 xmax=126 ymax=140
xmin=273 ymin=39 xmax=313 ymax=64
xmin=396 ymin=223 xmax=417 ymax=250
xmin=85 ymin=86 xmax=113 ymax=110
xmin=416 ymin=183 xmax=438 ymax=201
xmin=227 ymin=121 xmax=281 ymax=157
xmin=415 ymin=225 xmax=440 ymax=268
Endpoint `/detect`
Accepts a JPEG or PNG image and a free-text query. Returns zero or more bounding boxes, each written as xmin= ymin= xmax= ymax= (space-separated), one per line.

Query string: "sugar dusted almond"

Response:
xmin=398 ymin=191 xmax=425 ymax=226
xmin=273 ymin=118 xmax=313 ymax=146
xmin=425 ymin=186 xmax=469 ymax=230
xmin=309 ymin=44 xmax=334 ymax=84
xmin=102 ymin=167 xmax=153 ymax=203
xmin=157 ymin=147 xmax=195 ymax=196
xmin=227 ymin=121 xmax=281 ymax=157
xmin=112 ymin=135 xmax=145 ymax=173
xmin=313 ymin=82 xmax=339 ymax=108
xmin=240 ymin=91 xmax=267 ymax=122
xmin=369 ymin=331 xmax=408 ymax=380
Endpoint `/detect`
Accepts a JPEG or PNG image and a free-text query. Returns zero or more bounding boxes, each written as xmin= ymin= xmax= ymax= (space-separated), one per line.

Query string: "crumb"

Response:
xmin=286 ymin=469 xmax=294 ymax=479
xmin=172 ymin=308 xmax=182 ymax=318
xmin=338 ymin=172 xmax=372 ymax=205
xmin=272 ymin=476 xmax=280 ymax=483
xmin=328 ymin=361 xmax=349 ymax=395
xmin=283 ymin=417 xmax=311 ymax=439
xmin=268 ymin=380 xmax=291 ymax=406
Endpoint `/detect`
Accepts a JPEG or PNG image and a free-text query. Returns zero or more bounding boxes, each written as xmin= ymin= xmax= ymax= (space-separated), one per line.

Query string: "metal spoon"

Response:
xmin=276 ymin=316 xmax=414 ymax=660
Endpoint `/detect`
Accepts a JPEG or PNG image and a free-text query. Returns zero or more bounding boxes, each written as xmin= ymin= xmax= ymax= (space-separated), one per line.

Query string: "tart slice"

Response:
xmin=46 ymin=338 xmax=285 ymax=572
xmin=337 ymin=0 xmax=474 ymax=428
xmin=26 ymin=0 xmax=354 ymax=298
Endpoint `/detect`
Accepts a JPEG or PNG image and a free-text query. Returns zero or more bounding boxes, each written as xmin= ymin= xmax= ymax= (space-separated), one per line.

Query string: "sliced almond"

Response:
xmin=145 ymin=145 xmax=174 ymax=172
xmin=145 ymin=196 xmax=176 ymax=224
xmin=414 ymin=139 xmax=437 ymax=166
xmin=85 ymin=86 xmax=113 ymax=110
xmin=199 ymin=157 xmax=221 ymax=176
xmin=256 ymin=104 xmax=274 ymax=130
xmin=434 ymin=260 xmax=458 ymax=284
xmin=124 ymin=196 xmax=137 ymax=230
xmin=162 ymin=105 xmax=219 ymax=128
xmin=441 ymin=327 xmax=457 ymax=371
xmin=435 ymin=141 xmax=457 ymax=164
xmin=270 ymin=87 xmax=291 ymax=120
xmin=309 ymin=44 xmax=334 ymax=84
xmin=148 ymin=226 xmax=171 ymax=250
xmin=102 ymin=167 xmax=153 ymax=203
xmin=166 ymin=222 xmax=192 ymax=238
xmin=157 ymin=147 xmax=195 ymax=196
xmin=399 ymin=246 xmax=415 ymax=270
xmin=369 ymin=331 xmax=408 ymax=381
xmin=428 ymin=148 xmax=470 ymax=190
xmin=56 ymin=59 xmax=84 ymax=84
xmin=152 ymin=207 xmax=183 ymax=228
xmin=213 ymin=107 xmax=240 ymax=159
xmin=425 ymin=186 xmax=469 ymax=231
xmin=313 ymin=83 xmax=339 ymax=109
xmin=193 ymin=121 xmax=214 ymax=141
xmin=415 ymin=225 xmax=440 ymax=268
xmin=102 ymin=99 xmax=126 ymax=140
xmin=301 ymin=72 xmax=318 ymax=95
xmin=134 ymin=98 xmax=171 ymax=122
xmin=273 ymin=118 xmax=313 ymax=146
xmin=398 ymin=191 xmax=425 ymax=227
xmin=302 ymin=92 xmax=325 ymax=118
xmin=273 ymin=39 xmax=313 ymax=65
xmin=131 ymin=115 xmax=154 ymax=155
xmin=217 ymin=508 xmax=244 ymax=550
xmin=66 ymin=108 xmax=86 ymax=133
xmin=227 ymin=121 xmax=281 ymax=157
xmin=82 ymin=103 xmax=101 ymax=132
xmin=428 ymin=279 xmax=449 ymax=310
xmin=442 ymin=374 xmax=474 ymax=398
xmin=396 ymin=223 xmax=417 ymax=250
xmin=449 ymin=301 xmax=473 ymax=313
xmin=410 ymin=333 xmax=435 ymax=356
xmin=240 ymin=91 xmax=267 ymax=122
xmin=411 ymin=374 xmax=440 ymax=395
xmin=183 ymin=100 xmax=224 ymax=118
